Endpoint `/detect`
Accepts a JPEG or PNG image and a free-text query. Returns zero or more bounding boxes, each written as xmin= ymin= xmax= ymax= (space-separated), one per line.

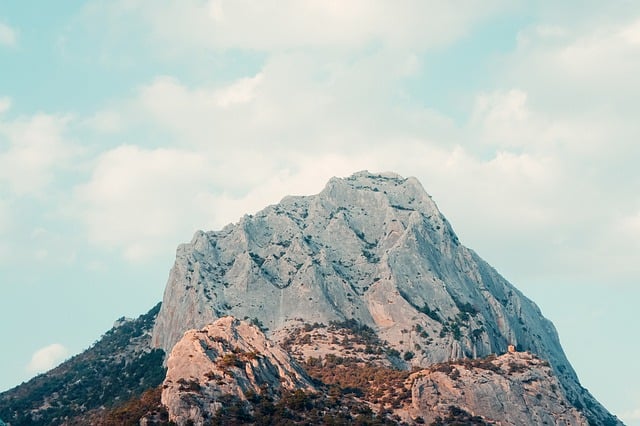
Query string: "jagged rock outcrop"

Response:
xmin=408 ymin=352 xmax=588 ymax=425
xmin=162 ymin=316 xmax=315 ymax=425
xmin=158 ymin=320 xmax=601 ymax=425
xmin=151 ymin=170 xmax=620 ymax=425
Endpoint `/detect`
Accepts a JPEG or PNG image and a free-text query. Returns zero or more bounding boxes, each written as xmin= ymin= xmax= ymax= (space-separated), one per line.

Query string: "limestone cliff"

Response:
xmin=153 ymin=172 xmax=553 ymax=362
xmin=151 ymin=171 xmax=618 ymax=425
xmin=0 ymin=172 xmax=621 ymax=425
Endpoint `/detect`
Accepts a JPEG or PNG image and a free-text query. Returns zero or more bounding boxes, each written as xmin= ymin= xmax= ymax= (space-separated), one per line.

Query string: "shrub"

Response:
xmin=219 ymin=354 xmax=242 ymax=369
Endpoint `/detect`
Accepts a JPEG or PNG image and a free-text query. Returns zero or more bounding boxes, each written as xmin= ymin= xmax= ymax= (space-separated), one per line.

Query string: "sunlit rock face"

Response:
xmin=407 ymin=352 xmax=588 ymax=425
xmin=161 ymin=316 xmax=315 ymax=425
xmin=152 ymin=171 xmax=619 ymax=425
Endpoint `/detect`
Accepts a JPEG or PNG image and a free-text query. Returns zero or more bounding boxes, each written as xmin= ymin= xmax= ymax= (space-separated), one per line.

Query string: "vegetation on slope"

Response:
xmin=0 ymin=303 xmax=165 ymax=425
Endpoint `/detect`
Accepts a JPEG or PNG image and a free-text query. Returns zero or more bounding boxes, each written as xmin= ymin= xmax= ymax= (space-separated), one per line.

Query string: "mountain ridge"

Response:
xmin=153 ymin=171 xmax=567 ymax=367
xmin=150 ymin=170 xmax=618 ymax=424
xmin=0 ymin=171 xmax=621 ymax=425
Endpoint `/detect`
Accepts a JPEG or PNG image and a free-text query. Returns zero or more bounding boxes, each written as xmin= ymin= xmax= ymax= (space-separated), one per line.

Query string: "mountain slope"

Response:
xmin=0 ymin=304 xmax=165 ymax=425
xmin=156 ymin=315 xmax=605 ymax=425
xmin=408 ymin=352 xmax=587 ymax=425
xmin=151 ymin=170 xmax=618 ymax=425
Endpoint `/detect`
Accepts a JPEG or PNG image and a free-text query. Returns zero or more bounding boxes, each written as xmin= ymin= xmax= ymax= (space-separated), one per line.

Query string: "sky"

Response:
xmin=0 ymin=1 xmax=638 ymax=423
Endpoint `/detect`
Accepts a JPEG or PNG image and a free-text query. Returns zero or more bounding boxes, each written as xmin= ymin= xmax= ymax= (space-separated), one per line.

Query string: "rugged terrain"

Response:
xmin=0 ymin=304 xmax=165 ymax=425
xmin=408 ymin=352 xmax=587 ymax=425
xmin=158 ymin=317 xmax=596 ymax=425
xmin=0 ymin=171 xmax=622 ymax=425
xmin=152 ymin=171 xmax=618 ymax=424
xmin=161 ymin=316 xmax=316 ymax=424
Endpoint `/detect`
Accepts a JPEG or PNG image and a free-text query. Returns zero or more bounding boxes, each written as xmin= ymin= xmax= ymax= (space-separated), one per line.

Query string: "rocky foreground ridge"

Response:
xmin=161 ymin=316 xmax=315 ymax=425
xmin=159 ymin=316 xmax=591 ymax=425
xmin=0 ymin=171 xmax=622 ymax=425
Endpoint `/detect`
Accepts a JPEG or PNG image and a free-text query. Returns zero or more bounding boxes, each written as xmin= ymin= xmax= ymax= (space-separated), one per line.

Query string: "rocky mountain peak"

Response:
xmin=0 ymin=171 xmax=621 ymax=425
xmin=153 ymin=171 xmax=510 ymax=360
xmin=149 ymin=171 xmax=619 ymax=425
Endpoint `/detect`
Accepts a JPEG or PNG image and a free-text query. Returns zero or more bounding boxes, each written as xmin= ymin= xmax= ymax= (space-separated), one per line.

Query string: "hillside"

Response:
xmin=0 ymin=304 xmax=165 ymax=425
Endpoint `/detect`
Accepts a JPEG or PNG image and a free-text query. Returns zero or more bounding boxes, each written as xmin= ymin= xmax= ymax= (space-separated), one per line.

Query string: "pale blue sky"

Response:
xmin=1 ymin=2 xmax=639 ymax=424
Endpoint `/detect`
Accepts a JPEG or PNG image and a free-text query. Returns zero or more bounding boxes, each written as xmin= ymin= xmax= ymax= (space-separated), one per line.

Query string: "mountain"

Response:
xmin=409 ymin=352 xmax=587 ymax=424
xmin=0 ymin=171 xmax=621 ymax=425
xmin=152 ymin=170 xmax=618 ymax=424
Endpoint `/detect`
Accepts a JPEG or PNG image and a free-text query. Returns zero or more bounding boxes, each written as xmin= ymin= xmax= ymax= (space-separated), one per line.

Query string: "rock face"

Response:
xmin=162 ymin=316 xmax=315 ymax=425
xmin=409 ymin=352 xmax=588 ymax=425
xmin=153 ymin=171 xmax=548 ymax=362
xmin=152 ymin=171 xmax=619 ymax=425
xmin=160 ymin=319 xmax=600 ymax=426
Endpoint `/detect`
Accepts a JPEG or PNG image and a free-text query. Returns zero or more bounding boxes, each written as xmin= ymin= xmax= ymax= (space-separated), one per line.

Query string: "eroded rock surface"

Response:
xmin=152 ymin=170 xmax=619 ymax=425
xmin=408 ymin=352 xmax=588 ymax=425
xmin=154 ymin=172 xmax=557 ymax=365
xmin=162 ymin=316 xmax=315 ymax=425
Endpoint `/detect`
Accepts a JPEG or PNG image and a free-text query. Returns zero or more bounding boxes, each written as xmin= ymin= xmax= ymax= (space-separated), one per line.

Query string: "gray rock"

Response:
xmin=152 ymin=170 xmax=620 ymax=425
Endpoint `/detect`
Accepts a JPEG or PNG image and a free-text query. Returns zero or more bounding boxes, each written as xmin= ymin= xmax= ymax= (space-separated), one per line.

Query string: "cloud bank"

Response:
xmin=26 ymin=344 xmax=69 ymax=375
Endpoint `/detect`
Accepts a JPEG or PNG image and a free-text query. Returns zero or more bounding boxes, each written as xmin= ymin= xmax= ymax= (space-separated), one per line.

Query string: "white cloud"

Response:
xmin=68 ymin=44 xmax=467 ymax=262
xmin=619 ymin=211 xmax=640 ymax=237
xmin=83 ymin=0 xmax=507 ymax=53
xmin=471 ymin=89 xmax=532 ymax=147
xmin=458 ymin=15 xmax=640 ymax=285
xmin=74 ymin=145 xmax=216 ymax=261
xmin=620 ymin=404 xmax=640 ymax=424
xmin=0 ymin=97 xmax=11 ymax=114
xmin=508 ymin=17 xmax=640 ymax=117
xmin=213 ymin=74 xmax=263 ymax=108
xmin=0 ymin=112 xmax=77 ymax=195
xmin=67 ymin=5 xmax=640 ymax=291
xmin=75 ymin=50 xmax=559 ymax=267
xmin=0 ymin=198 xmax=10 ymax=234
xmin=26 ymin=344 xmax=69 ymax=374
xmin=72 ymin=139 xmax=383 ymax=261
xmin=84 ymin=110 xmax=123 ymax=133
xmin=113 ymin=48 xmax=455 ymax=153
xmin=0 ymin=22 xmax=17 ymax=47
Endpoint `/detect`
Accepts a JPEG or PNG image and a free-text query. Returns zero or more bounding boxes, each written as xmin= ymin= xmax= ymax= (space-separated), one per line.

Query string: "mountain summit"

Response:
xmin=0 ymin=171 xmax=621 ymax=425
xmin=152 ymin=170 xmax=617 ymax=424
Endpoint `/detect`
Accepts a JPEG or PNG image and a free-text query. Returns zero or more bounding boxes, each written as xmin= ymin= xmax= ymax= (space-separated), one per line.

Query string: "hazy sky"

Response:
xmin=1 ymin=1 xmax=639 ymax=423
